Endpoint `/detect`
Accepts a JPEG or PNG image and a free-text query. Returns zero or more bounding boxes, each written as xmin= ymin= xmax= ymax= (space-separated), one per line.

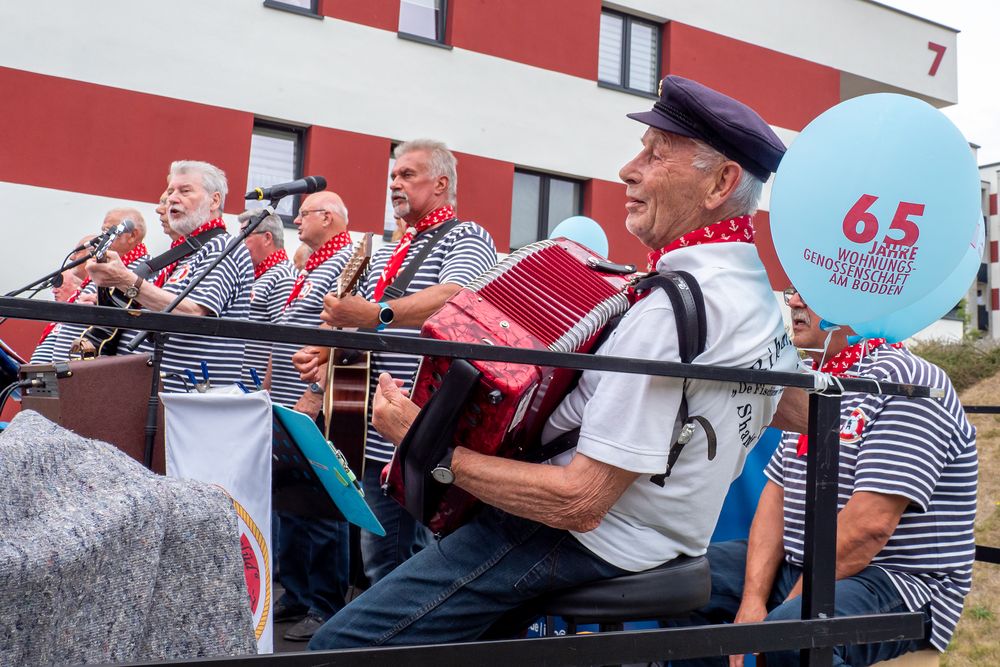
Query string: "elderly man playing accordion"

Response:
xmin=308 ymin=76 xmax=799 ymax=651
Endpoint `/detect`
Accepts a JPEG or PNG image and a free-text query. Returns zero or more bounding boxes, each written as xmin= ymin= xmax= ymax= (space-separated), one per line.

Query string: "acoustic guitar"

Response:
xmin=323 ymin=232 xmax=374 ymax=474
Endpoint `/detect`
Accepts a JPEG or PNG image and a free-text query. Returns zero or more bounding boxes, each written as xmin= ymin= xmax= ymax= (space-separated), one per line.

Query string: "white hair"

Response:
xmin=169 ymin=160 xmax=229 ymax=210
xmin=394 ymin=139 xmax=458 ymax=205
xmin=238 ymin=210 xmax=285 ymax=249
xmin=689 ymin=139 xmax=764 ymax=216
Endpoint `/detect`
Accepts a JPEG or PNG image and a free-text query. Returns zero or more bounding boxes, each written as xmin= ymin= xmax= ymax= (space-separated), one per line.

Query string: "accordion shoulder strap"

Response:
xmin=381 ymin=219 xmax=461 ymax=300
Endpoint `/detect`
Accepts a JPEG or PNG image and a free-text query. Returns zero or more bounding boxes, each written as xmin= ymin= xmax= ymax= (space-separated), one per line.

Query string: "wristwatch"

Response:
xmin=375 ymin=301 xmax=395 ymax=332
xmin=430 ymin=449 xmax=455 ymax=485
xmin=123 ymin=274 xmax=144 ymax=299
xmin=308 ymin=382 xmax=325 ymax=395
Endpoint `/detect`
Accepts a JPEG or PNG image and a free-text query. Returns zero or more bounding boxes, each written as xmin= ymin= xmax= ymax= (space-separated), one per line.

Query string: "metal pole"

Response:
xmin=801 ymin=391 xmax=842 ymax=666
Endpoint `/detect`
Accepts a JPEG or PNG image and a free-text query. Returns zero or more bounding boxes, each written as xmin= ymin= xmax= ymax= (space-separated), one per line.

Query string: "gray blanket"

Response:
xmin=0 ymin=410 xmax=256 ymax=665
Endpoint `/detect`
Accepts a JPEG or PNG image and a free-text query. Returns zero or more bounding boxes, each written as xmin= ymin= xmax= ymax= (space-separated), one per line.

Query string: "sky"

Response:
xmin=881 ymin=0 xmax=1000 ymax=166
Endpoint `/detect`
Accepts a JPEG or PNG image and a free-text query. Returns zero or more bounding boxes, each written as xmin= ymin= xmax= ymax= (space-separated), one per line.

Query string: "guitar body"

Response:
xmin=321 ymin=232 xmax=375 ymax=473
xmin=324 ymin=348 xmax=371 ymax=474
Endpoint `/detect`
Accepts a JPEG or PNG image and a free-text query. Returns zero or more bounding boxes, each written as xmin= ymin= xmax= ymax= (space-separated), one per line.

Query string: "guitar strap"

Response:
xmin=83 ymin=227 xmax=229 ymax=355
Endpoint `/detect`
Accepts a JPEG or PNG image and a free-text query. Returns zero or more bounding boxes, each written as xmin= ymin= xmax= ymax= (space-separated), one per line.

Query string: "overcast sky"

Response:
xmin=881 ymin=0 xmax=1000 ymax=166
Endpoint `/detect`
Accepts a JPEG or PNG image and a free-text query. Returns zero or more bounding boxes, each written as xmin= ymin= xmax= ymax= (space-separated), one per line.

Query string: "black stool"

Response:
xmin=534 ymin=554 xmax=710 ymax=634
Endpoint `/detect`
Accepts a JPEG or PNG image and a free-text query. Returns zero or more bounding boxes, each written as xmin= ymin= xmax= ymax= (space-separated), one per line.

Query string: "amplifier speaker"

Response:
xmin=19 ymin=353 xmax=166 ymax=473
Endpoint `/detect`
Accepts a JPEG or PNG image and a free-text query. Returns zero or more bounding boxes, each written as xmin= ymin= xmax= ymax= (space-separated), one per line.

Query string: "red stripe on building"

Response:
xmin=991 ymin=240 xmax=998 ymax=264
xmin=452 ymin=0 xmax=600 ymax=80
xmin=993 ymin=288 xmax=999 ymax=312
xmin=752 ymin=210 xmax=792 ymax=290
xmin=0 ymin=68 xmax=253 ymax=214
xmin=453 ymin=152 xmax=514 ymax=252
xmin=321 ymin=0 xmax=398 ymax=31
xmin=990 ymin=193 xmax=997 ymax=216
xmin=305 ymin=127 xmax=392 ymax=236
xmin=584 ymin=179 xmax=648 ymax=267
xmin=664 ymin=22 xmax=841 ymax=132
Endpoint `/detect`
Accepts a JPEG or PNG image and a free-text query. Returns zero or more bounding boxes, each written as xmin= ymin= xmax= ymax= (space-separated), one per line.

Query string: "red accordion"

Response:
xmin=385 ymin=238 xmax=635 ymax=536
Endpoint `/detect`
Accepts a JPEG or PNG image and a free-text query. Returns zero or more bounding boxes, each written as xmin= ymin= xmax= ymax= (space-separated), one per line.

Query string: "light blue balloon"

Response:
xmin=770 ymin=93 xmax=980 ymax=326
xmin=852 ymin=215 xmax=985 ymax=342
xmin=549 ymin=215 xmax=609 ymax=257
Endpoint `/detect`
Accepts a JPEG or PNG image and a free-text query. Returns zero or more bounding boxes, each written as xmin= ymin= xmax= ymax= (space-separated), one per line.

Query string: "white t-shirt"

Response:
xmin=545 ymin=242 xmax=797 ymax=572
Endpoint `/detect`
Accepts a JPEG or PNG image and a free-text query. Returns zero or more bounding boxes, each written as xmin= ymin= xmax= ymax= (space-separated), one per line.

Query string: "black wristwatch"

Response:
xmin=375 ymin=301 xmax=394 ymax=332
xmin=431 ymin=448 xmax=455 ymax=485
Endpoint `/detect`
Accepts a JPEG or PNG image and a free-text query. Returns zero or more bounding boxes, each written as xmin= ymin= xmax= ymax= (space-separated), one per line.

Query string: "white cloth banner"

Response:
xmin=162 ymin=390 xmax=274 ymax=654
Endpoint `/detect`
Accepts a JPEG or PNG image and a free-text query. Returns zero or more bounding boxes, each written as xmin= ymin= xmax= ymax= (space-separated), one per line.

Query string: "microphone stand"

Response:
xmin=125 ymin=204 xmax=278 ymax=470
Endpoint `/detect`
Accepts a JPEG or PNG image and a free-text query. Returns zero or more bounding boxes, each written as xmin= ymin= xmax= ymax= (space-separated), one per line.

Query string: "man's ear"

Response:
xmin=210 ymin=190 xmax=223 ymax=213
xmin=704 ymin=162 xmax=742 ymax=212
xmin=435 ymin=175 xmax=449 ymax=197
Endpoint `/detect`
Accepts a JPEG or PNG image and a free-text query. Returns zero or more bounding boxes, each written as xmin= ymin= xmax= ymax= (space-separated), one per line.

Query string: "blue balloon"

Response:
xmin=770 ymin=93 xmax=981 ymax=326
xmin=549 ymin=215 xmax=609 ymax=257
xmin=852 ymin=215 xmax=985 ymax=342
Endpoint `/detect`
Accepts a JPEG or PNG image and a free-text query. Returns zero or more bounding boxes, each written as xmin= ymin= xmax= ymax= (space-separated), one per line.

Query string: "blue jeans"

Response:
xmin=359 ymin=459 xmax=432 ymax=584
xmin=670 ymin=540 xmax=932 ymax=667
xmin=276 ymin=511 xmax=350 ymax=619
xmin=309 ymin=507 xmax=628 ymax=649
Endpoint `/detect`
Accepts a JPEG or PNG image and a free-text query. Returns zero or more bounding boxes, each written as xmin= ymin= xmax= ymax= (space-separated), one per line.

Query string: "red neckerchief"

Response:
xmin=373 ymin=205 xmax=455 ymax=301
xmin=796 ymin=338 xmax=905 ymax=456
xmin=154 ymin=218 xmax=226 ymax=287
xmin=647 ymin=215 xmax=754 ymax=271
xmin=254 ymin=249 xmax=289 ymax=280
xmin=284 ymin=231 xmax=353 ymax=308
xmin=120 ymin=242 xmax=149 ymax=268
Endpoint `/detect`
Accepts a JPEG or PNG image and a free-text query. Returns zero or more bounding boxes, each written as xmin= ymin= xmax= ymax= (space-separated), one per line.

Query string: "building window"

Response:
xmin=598 ymin=9 xmax=660 ymax=96
xmin=383 ymin=147 xmax=399 ymax=242
xmin=399 ymin=0 xmax=447 ymax=43
xmin=262 ymin=0 xmax=320 ymax=18
xmin=510 ymin=170 xmax=583 ymax=250
xmin=245 ymin=122 xmax=304 ymax=224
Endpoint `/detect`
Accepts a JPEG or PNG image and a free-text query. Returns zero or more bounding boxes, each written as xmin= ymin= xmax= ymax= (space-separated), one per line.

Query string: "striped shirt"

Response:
xmin=131 ymin=233 xmax=254 ymax=393
xmin=269 ymin=245 xmax=354 ymax=408
xmin=242 ymin=258 xmax=296 ymax=387
xmin=765 ymin=346 xmax=977 ymax=651
xmin=359 ymin=220 xmax=496 ymax=463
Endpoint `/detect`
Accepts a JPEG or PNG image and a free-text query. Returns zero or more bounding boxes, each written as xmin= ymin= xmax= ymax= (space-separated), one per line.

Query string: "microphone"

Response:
xmin=245 ymin=175 xmax=327 ymax=201
xmin=92 ymin=219 xmax=136 ymax=261
xmin=69 ymin=236 xmax=102 ymax=254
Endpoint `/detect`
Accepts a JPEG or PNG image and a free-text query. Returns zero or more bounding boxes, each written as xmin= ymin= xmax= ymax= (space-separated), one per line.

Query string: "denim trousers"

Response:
xmin=359 ymin=459 xmax=432 ymax=585
xmin=669 ymin=540 xmax=932 ymax=667
xmin=275 ymin=511 xmax=350 ymax=619
xmin=309 ymin=507 xmax=628 ymax=649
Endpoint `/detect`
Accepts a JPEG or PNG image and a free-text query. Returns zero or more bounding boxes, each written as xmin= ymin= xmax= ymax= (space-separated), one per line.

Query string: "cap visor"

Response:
xmin=626 ymin=110 xmax=698 ymax=142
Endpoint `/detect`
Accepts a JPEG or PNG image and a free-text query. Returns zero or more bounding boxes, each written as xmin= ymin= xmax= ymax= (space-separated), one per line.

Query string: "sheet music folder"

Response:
xmin=272 ymin=404 xmax=385 ymax=536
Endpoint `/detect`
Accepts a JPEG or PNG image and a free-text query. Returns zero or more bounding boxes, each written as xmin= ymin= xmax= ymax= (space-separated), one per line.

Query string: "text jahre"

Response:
xmin=867 ymin=242 xmax=918 ymax=260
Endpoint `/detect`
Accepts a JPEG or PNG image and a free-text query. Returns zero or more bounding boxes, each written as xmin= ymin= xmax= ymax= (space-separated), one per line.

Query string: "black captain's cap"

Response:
xmin=627 ymin=75 xmax=786 ymax=181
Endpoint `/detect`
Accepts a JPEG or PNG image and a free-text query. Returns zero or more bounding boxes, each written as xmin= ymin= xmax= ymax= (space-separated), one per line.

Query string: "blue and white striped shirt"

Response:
xmin=359 ymin=220 xmax=496 ymax=463
xmin=242 ymin=258 xmax=296 ymax=387
xmin=765 ymin=346 xmax=977 ymax=651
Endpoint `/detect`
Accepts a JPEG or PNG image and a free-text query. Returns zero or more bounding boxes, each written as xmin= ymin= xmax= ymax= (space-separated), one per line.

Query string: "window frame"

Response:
xmin=247 ymin=120 xmax=307 ymax=227
xmin=397 ymin=0 xmax=452 ymax=49
xmin=598 ymin=8 xmax=661 ymax=99
xmin=262 ymin=0 xmax=323 ymax=19
xmin=510 ymin=169 xmax=584 ymax=251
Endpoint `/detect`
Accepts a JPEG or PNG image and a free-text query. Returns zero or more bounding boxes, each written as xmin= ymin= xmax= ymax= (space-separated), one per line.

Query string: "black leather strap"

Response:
xmin=132 ymin=226 xmax=228 ymax=281
xmin=381 ymin=219 xmax=460 ymax=301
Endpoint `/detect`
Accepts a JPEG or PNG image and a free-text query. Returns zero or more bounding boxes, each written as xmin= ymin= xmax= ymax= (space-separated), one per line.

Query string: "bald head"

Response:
xmin=103 ymin=207 xmax=147 ymax=257
xmin=294 ymin=191 xmax=349 ymax=249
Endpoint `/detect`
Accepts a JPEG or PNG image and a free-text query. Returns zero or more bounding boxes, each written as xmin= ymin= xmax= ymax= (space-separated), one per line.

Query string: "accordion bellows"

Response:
xmin=388 ymin=239 xmax=634 ymax=535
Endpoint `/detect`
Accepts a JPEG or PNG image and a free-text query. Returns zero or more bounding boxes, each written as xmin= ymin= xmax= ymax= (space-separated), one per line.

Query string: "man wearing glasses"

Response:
xmin=268 ymin=190 xmax=355 ymax=642
xmin=671 ymin=287 xmax=977 ymax=667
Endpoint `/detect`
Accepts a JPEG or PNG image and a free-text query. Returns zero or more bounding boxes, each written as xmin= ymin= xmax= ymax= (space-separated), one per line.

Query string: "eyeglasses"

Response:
xmin=296 ymin=209 xmax=326 ymax=219
xmin=782 ymin=287 xmax=799 ymax=306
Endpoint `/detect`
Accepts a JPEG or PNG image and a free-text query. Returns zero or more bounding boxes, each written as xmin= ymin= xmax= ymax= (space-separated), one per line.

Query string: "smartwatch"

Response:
xmin=375 ymin=301 xmax=395 ymax=332
xmin=430 ymin=449 xmax=455 ymax=485
xmin=308 ymin=382 xmax=325 ymax=395
xmin=123 ymin=275 xmax=144 ymax=300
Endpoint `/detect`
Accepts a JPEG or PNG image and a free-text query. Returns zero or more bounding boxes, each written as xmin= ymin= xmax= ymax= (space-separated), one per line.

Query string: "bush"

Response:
xmin=909 ymin=338 xmax=1000 ymax=393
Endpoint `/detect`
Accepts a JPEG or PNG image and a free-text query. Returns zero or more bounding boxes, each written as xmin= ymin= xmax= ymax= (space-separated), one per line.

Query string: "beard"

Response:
xmin=168 ymin=198 xmax=213 ymax=236
xmin=391 ymin=192 xmax=411 ymax=219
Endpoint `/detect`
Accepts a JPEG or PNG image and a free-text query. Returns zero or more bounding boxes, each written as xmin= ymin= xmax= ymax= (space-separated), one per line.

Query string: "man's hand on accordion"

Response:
xmin=371 ymin=372 xmax=417 ymax=446
xmin=292 ymin=345 xmax=329 ymax=383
